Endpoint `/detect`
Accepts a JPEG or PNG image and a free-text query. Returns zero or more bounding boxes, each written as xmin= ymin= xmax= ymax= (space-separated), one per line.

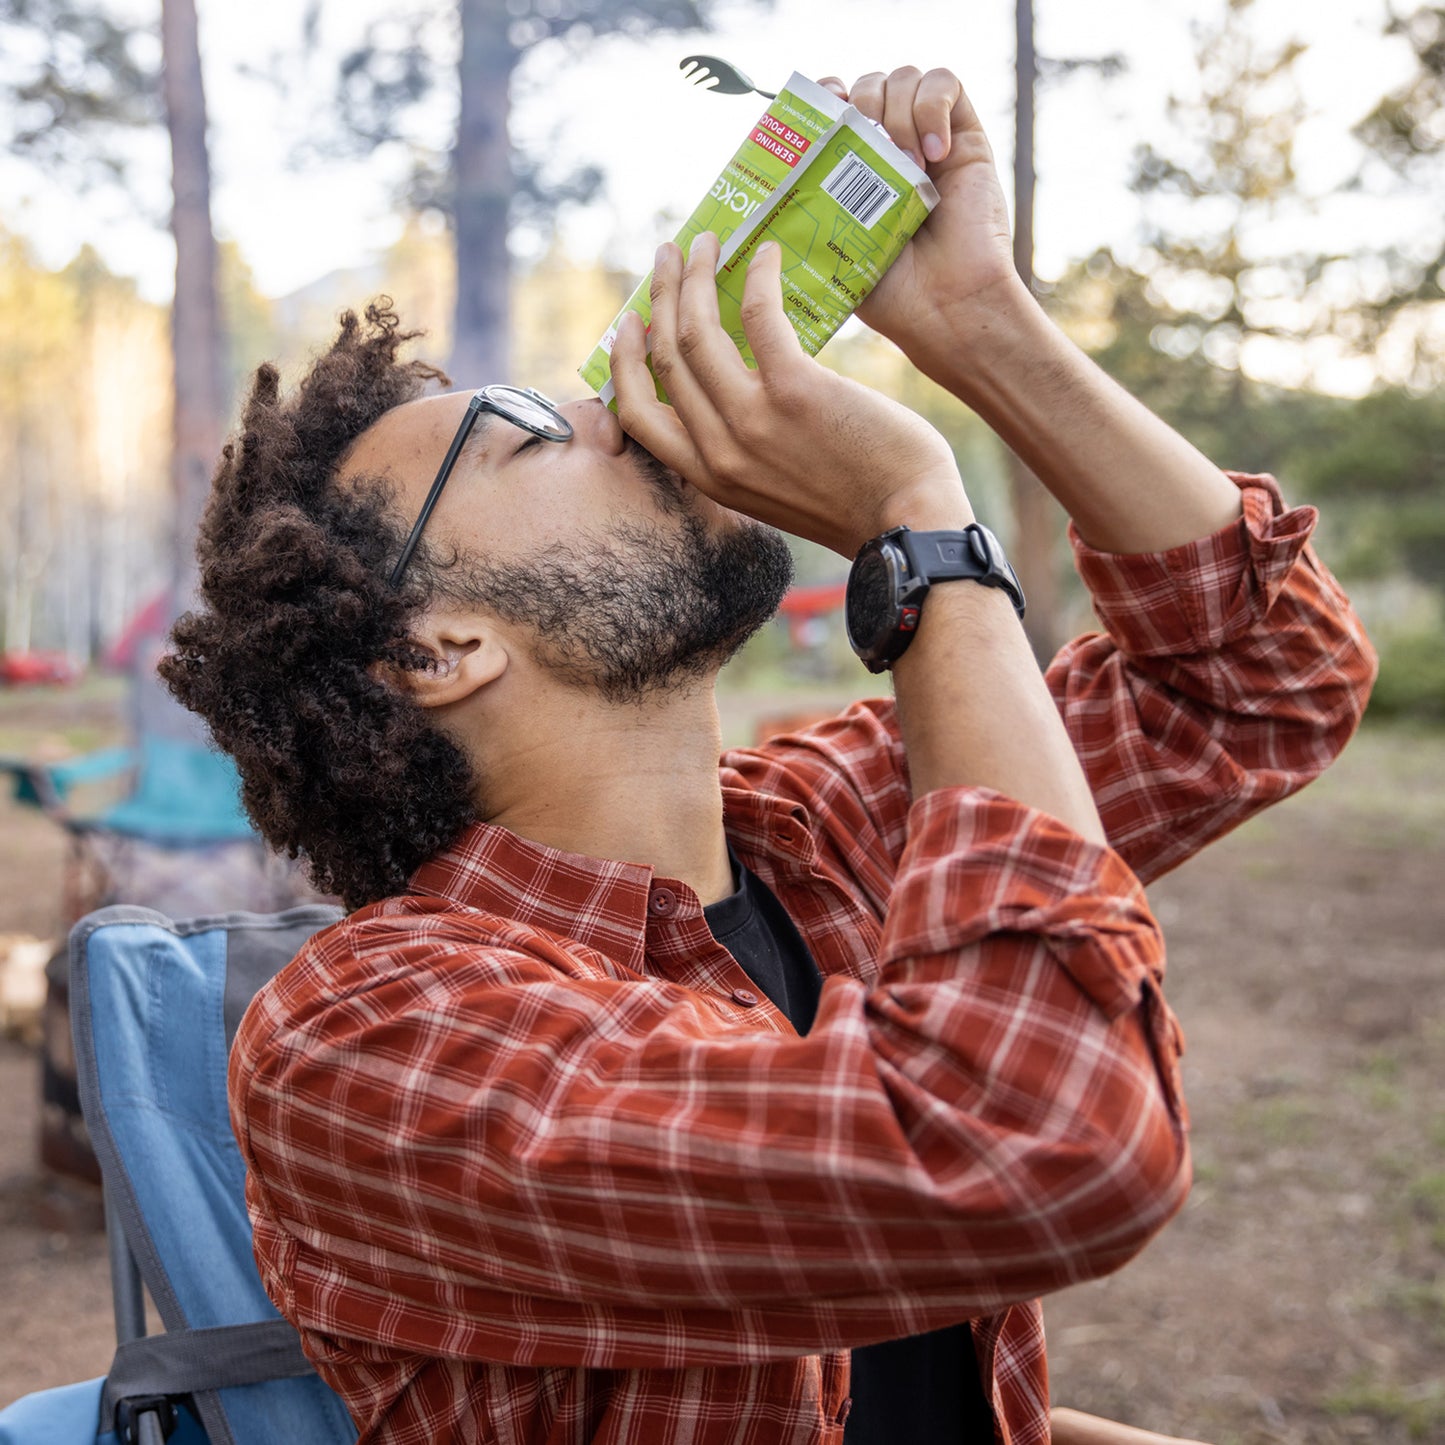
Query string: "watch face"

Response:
xmin=845 ymin=547 xmax=893 ymax=654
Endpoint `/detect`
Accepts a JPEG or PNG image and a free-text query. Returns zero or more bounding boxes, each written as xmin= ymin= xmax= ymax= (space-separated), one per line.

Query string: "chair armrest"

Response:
xmin=0 ymin=748 xmax=137 ymax=817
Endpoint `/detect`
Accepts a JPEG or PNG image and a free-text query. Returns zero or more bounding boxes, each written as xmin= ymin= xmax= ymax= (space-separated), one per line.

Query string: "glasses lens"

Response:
xmin=487 ymin=386 xmax=569 ymax=437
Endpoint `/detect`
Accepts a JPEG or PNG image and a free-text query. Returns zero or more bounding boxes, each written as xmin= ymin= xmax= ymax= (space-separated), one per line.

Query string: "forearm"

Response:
xmin=890 ymin=576 xmax=1105 ymax=842
xmin=913 ymin=278 xmax=1243 ymax=554
xmin=1050 ymin=1408 xmax=1213 ymax=1445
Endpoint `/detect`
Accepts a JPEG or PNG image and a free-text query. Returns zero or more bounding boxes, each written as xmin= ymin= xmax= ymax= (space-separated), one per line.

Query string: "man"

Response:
xmin=163 ymin=68 xmax=1374 ymax=1445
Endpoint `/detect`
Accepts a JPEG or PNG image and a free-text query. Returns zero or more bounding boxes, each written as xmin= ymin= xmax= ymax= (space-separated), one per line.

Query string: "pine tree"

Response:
xmin=309 ymin=0 xmax=765 ymax=383
xmin=0 ymin=0 xmax=224 ymax=611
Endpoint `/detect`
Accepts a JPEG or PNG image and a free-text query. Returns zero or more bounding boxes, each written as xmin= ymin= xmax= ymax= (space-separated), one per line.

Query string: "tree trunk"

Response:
xmin=450 ymin=0 xmax=516 ymax=385
xmin=7 ymin=428 xmax=50 ymax=653
xmin=161 ymin=0 xmax=224 ymax=615
xmin=1009 ymin=0 xmax=1065 ymax=663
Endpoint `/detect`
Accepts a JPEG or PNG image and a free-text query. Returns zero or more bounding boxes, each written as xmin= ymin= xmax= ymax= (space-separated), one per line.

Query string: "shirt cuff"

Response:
xmin=1070 ymin=471 xmax=1317 ymax=657
xmin=880 ymin=787 xmax=1162 ymax=1020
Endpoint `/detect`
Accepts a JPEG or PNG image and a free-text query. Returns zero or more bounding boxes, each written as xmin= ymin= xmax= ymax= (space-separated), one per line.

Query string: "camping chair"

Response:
xmin=1 ymin=668 xmax=324 ymax=1184
xmin=0 ymin=667 xmax=293 ymax=928
xmin=0 ymin=905 xmax=356 ymax=1445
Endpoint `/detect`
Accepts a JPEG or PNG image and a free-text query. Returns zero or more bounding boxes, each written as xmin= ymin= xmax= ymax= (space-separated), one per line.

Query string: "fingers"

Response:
xmin=738 ymin=242 xmax=803 ymax=374
xmin=650 ymin=233 xmax=754 ymax=422
xmin=613 ymin=231 xmax=766 ymax=484
xmin=816 ymin=74 xmax=848 ymax=100
xmin=916 ymin=68 xmax=964 ymax=163
xmin=609 ymin=309 xmax=702 ymax=482
xmin=844 ymin=66 xmax=970 ymax=168
xmin=880 ymin=66 xmax=926 ymax=164
xmin=675 ymin=232 xmax=749 ymax=391
xmin=645 ymin=238 xmax=717 ymax=426
xmin=849 ymin=70 xmax=887 ymax=131
xmin=637 ymin=232 xmax=811 ymax=414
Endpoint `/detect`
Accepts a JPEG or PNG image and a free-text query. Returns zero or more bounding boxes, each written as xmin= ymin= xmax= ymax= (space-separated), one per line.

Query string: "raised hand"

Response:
xmin=609 ymin=231 xmax=970 ymax=557
xmin=818 ymin=67 xmax=1025 ymax=374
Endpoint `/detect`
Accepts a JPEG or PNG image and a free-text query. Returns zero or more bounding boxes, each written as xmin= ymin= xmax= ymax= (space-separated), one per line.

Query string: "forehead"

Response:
xmin=339 ymin=389 xmax=497 ymax=495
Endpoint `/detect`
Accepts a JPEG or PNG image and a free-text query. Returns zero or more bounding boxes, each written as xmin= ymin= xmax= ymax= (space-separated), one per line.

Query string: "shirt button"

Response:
xmin=731 ymin=988 xmax=760 ymax=1007
xmin=648 ymin=886 xmax=679 ymax=918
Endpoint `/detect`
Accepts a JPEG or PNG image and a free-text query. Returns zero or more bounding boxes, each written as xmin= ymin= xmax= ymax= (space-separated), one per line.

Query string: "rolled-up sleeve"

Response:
xmin=1051 ymin=471 xmax=1377 ymax=882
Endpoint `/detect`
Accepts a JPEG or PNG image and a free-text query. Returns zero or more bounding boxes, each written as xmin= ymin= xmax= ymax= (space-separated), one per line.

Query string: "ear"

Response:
xmin=386 ymin=612 xmax=510 ymax=709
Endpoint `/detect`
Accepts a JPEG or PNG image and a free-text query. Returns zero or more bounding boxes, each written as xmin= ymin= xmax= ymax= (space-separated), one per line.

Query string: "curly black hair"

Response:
xmin=160 ymin=301 xmax=479 ymax=911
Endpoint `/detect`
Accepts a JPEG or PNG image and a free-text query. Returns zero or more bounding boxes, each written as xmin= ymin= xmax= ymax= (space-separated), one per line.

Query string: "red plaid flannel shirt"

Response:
xmin=232 ymin=475 xmax=1375 ymax=1444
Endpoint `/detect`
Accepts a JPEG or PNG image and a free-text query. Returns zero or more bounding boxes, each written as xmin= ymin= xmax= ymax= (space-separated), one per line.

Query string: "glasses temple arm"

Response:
xmin=387 ymin=404 xmax=483 ymax=587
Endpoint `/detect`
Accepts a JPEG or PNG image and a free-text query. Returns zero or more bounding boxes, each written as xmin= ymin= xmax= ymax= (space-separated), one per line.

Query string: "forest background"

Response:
xmin=0 ymin=0 xmax=1441 ymax=718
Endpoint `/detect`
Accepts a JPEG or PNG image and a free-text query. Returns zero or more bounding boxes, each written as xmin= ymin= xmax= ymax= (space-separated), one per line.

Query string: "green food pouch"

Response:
xmin=580 ymin=72 xmax=940 ymax=405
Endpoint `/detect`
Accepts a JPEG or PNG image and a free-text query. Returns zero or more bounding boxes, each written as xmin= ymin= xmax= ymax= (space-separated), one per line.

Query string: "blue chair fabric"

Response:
xmin=91 ymin=740 xmax=253 ymax=846
xmin=0 ymin=905 xmax=356 ymax=1445
xmin=2 ymin=739 xmax=253 ymax=846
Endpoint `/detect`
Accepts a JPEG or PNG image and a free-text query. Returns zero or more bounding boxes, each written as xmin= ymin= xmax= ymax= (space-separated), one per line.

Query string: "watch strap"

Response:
xmin=894 ymin=525 xmax=1026 ymax=618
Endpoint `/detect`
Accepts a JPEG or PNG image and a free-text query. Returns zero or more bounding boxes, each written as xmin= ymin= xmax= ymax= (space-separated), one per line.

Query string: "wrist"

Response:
xmin=905 ymin=275 xmax=1050 ymax=404
xmin=863 ymin=479 xmax=975 ymax=548
xmin=845 ymin=521 xmax=1024 ymax=673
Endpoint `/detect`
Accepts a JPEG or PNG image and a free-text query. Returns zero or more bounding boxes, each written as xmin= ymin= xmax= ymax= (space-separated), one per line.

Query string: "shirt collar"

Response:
xmin=409 ymin=821 xmax=657 ymax=972
xmin=406 ymin=786 xmax=807 ymax=975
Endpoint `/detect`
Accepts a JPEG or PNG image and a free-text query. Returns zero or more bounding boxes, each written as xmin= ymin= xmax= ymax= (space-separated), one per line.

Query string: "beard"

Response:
xmin=438 ymin=446 xmax=794 ymax=703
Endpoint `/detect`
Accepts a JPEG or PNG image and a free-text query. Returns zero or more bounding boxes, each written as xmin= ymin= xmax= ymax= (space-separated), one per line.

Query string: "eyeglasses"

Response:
xmin=388 ymin=385 xmax=574 ymax=587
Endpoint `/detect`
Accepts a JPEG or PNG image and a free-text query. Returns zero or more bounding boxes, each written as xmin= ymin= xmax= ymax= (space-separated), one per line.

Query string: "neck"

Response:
xmin=466 ymin=672 xmax=734 ymax=906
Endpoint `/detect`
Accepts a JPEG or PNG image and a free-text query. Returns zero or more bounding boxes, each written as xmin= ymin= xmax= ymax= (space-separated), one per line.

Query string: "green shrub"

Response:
xmin=1367 ymin=629 xmax=1445 ymax=724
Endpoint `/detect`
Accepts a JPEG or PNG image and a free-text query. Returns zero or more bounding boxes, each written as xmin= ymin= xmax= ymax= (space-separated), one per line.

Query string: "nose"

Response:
xmin=560 ymin=396 xmax=626 ymax=456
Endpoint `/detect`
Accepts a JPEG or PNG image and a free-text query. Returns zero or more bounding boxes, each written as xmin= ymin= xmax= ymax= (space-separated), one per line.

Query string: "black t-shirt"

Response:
xmin=702 ymin=860 xmax=995 ymax=1443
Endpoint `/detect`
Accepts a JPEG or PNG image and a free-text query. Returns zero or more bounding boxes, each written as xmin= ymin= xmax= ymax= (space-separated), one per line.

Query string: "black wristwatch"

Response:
xmin=845 ymin=523 xmax=1026 ymax=673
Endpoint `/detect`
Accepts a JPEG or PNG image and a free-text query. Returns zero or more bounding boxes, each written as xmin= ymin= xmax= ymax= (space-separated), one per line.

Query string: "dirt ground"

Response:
xmin=1 ymin=681 xmax=1442 ymax=1443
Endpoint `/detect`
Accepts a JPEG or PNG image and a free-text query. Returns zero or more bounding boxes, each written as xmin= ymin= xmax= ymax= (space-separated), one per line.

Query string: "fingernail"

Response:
xmin=655 ymin=243 xmax=669 ymax=268
xmin=923 ymin=133 xmax=946 ymax=162
xmin=756 ymin=241 xmax=778 ymax=259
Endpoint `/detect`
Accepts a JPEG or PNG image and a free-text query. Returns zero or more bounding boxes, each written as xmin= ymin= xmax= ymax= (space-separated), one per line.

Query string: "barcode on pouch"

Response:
xmin=820 ymin=152 xmax=900 ymax=228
